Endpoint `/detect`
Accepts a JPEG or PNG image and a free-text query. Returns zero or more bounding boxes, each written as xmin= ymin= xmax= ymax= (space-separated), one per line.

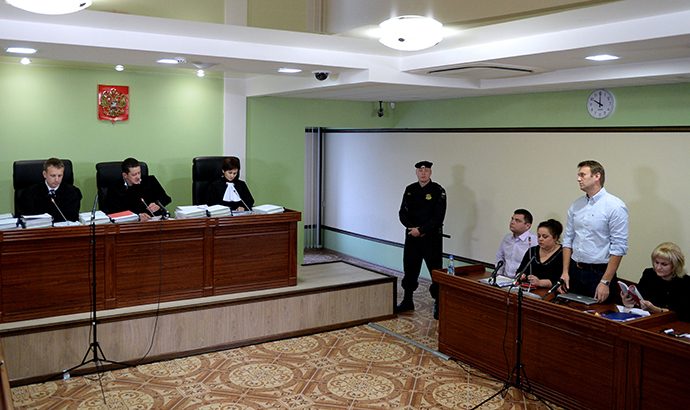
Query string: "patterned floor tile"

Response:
xmin=11 ymin=249 xmax=567 ymax=410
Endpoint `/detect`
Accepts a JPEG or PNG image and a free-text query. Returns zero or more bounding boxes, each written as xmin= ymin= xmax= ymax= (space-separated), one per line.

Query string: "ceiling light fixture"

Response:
xmin=378 ymin=15 xmax=443 ymax=51
xmin=20 ymin=57 xmax=31 ymax=65
xmin=278 ymin=67 xmax=302 ymax=74
xmin=6 ymin=0 xmax=92 ymax=15
xmin=6 ymin=47 xmax=37 ymax=54
xmin=157 ymin=56 xmax=186 ymax=65
xmin=115 ymin=65 xmax=124 ymax=72
xmin=191 ymin=61 xmax=217 ymax=70
xmin=196 ymin=69 xmax=205 ymax=77
xmin=586 ymin=54 xmax=619 ymax=61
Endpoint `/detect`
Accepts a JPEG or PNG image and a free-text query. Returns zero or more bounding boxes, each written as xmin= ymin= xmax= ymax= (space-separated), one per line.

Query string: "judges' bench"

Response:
xmin=0 ymin=210 xmax=300 ymax=323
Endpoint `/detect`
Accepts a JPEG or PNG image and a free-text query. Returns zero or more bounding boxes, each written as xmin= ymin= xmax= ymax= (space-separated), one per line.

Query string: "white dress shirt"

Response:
xmin=496 ymin=230 xmax=538 ymax=278
xmin=562 ymin=187 xmax=629 ymax=264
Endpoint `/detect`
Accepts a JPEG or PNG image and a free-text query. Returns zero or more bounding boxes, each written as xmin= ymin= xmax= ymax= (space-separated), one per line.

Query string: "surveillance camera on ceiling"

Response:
xmin=312 ymin=71 xmax=331 ymax=81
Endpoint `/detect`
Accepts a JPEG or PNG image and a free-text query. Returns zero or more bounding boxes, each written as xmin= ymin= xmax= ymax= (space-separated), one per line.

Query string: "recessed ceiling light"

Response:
xmin=278 ymin=67 xmax=302 ymax=74
xmin=6 ymin=0 xmax=92 ymax=15
xmin=586 ymin=54 xmax=619 ymax=62
xmin=115 ymin=65 xmax=124 ymax=72
xmin=20 ymin=57 xmax=31 ymax=65
xmin=6 ymin=47 xmax=37 ymax=54
xmin=196 ymin=69 xmax=205 ymax=77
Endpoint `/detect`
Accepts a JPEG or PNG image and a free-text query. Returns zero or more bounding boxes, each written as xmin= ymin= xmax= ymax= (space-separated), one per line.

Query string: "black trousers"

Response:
xmin=402 ymin=233 xmax=442 ymax=300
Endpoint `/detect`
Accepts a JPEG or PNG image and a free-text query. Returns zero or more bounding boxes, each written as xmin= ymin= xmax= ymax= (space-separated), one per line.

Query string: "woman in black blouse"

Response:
xmin=622 ymin=242 xmax=690 ymax=321
xmin=206 ymin=156 xmax=254 ymax=211
xmin=517 ymin=219 xmax=563 ymax=288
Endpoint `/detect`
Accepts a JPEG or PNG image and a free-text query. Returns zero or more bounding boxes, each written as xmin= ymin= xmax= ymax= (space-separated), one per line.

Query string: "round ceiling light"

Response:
xmin=6 ymin=0 xmax=92 ymax=15
xmin=378 ymin=16 xmax=443 ymax=51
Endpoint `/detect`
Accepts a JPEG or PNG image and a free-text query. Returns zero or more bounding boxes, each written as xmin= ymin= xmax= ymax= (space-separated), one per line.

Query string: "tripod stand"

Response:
xmin=471 ymin=282 xmax=553 ymax=410
xmin=62 ymin=195 xmax=128 ymax=378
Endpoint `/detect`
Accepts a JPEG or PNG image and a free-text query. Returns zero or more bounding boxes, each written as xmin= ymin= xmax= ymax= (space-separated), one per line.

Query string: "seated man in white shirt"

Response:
xmin=495 ymin=209 xmax=538 ymax=278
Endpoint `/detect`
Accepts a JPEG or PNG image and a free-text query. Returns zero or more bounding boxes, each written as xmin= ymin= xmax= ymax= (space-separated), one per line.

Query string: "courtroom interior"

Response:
xmin=1 ymin=1 xmax=690 ymax=409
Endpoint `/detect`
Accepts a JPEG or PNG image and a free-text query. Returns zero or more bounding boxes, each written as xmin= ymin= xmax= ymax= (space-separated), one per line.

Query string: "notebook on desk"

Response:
xmin=556 ymin=292 xmax=598 ymax=305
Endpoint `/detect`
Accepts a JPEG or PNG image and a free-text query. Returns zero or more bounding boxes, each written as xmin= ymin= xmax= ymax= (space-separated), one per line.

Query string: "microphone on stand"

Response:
xmin=513 ymin=250 xmax=537 ymax=286
xmin=489 ymin=260 xmax=504 ymax=287
xmin=231 ymin=185 xmax=252 ymax=212
xmin=140 ymin=198 xmax=155 ymax=217
xmin=155 ymin=200 xmax=170 ymax=219
xmin=50 ymin=196 xmax=68 ymax=223
xmin=545 ymin=278 xmax=565 ymax=299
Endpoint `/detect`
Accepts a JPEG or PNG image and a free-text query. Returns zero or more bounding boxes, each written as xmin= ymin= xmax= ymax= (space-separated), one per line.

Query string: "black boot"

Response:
xmin=396 ymin=294 xmax=414 ymax=312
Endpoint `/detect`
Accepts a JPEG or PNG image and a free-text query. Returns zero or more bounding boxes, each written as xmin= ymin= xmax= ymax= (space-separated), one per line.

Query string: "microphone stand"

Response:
xmin=472 ymin=247 xmax=553 ymax=410
xmin=60 ymin=193 xmax=128 ymax=379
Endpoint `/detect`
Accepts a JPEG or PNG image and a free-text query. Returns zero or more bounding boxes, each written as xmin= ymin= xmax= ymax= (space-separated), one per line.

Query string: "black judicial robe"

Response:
xmin=206 ymin=178 xmax=254 ymax=210
xmin=16 ymin=183 xmax=82 ymax=222
xmin=103 ymin=175 xmax=172 ymax=216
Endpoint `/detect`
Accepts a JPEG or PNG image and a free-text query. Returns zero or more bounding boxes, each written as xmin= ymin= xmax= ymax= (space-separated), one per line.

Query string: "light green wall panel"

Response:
xmin=245 ymin=83 xmax=690 ymax=267
xmin=0 ymin=63 xmax=224 ymax=214
xmin=245 ymin=97 xmax=399 ymax=261
xmin=391 ymin=84 xmax=690 ymax=128
xmin=323 ymin=230 xmax=403 ymax=271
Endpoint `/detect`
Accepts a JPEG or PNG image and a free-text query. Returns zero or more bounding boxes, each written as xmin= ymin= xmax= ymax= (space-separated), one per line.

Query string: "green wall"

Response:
xmin=245 ymin=83 xmax=690 ymax=275
xmin=0 ymin=63 xmax=224 ymax=214
xmin=392 ymin=83 xmax=690 ymax=128
xmin=3 ymin=60 xmax=690 ymax=275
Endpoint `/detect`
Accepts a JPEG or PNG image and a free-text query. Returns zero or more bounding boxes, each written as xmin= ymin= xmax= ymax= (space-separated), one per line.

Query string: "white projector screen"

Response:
xmin=323 ymin=129 xmax=690 ymax=281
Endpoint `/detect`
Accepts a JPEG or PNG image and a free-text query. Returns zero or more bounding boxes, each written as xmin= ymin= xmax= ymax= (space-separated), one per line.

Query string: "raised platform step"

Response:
xmin=1 ymin=262 xmax=396 ymax=384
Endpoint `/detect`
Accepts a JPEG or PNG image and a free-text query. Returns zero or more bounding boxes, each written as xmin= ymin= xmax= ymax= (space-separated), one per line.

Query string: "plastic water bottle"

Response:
xmin=448 ymin=255 xmax=455 ymax=275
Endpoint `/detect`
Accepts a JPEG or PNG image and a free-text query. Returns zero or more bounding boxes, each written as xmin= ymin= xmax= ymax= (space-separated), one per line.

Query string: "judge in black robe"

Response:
xmin=17 ymin=182 xmax=82 ymax=222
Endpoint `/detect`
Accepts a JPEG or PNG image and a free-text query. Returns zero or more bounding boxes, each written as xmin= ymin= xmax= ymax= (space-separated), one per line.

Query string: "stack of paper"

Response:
xmin=0 ymin=213 xmax=20 ymax=230
xmin=79 ymin=211 xmax=110 ymax=225
xmin=21 ymin=213 xmax=53 ymax=229
xmin=252 ymin=204 xmax=284 ymax=214
xmin=206 ymin=204 xmax=232 ymax=217
xmin=175 ymin=205 xmax=208 ymax=219
xmin=108 ymin=210 xmax=139 ymax=223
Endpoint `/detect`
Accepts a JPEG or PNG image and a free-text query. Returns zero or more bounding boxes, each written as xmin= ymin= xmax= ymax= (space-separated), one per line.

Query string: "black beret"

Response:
xmin=415 ymin=161 xmax=433 ymax=169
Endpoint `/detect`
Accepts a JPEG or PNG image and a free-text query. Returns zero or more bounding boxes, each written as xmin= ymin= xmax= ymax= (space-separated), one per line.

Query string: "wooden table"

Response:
xmin=0 ymin=210 xmax=300 ymax=323
xmin=432 ymin=265 xmax=690 ymax=410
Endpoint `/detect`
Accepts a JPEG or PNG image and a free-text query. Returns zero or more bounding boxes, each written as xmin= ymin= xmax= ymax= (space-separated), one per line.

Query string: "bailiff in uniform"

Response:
xmin=398 ymin=160 xmax=447 ymax=319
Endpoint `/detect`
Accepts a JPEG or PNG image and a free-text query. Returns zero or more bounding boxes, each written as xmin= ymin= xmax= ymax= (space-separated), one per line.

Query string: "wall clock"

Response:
xmin=587 ymin=89 xmax=615 ymax=119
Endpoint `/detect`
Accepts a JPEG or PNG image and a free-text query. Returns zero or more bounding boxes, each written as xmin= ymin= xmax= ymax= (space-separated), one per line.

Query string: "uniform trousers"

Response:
xmin=402 ymin=233 xmax=442 ymax=300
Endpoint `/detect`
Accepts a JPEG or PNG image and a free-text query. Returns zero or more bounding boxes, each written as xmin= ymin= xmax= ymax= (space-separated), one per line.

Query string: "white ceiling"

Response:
xmin=2 ymin=0 xmax=690 ymax=101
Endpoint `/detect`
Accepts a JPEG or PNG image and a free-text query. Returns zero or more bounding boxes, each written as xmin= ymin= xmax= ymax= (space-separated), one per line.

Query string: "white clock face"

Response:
xmin=587 ymin=89 xmax=616 ymax=119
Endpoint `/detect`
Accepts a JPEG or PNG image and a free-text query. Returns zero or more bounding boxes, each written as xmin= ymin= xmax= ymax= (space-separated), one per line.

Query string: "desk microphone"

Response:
xmin=231 ymin=185 xmax=252 ymax=212
xmin=91 ymin=192 xmax=98 ymax=225
xmin=49 ymin=194 xmax=68 ymax=223
xmin=513 ymin=251 xmax=537 ymax=286
xmin=155 ymin=200 xmax=170 ymax=219
xmin=489 ymin=260 xmax=504 ymax=286
xmin=545 ymin=278 xmax=565 ymax=298
xmin=141 ymin=198 xmax=155 ymax=216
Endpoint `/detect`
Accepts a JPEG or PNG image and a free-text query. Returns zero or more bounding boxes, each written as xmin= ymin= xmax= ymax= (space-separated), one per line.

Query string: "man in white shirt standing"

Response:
xmin=559 ymin=160 xmax=628 ymax=303
xmin=495 ymin=209 xmax=538 ymax=278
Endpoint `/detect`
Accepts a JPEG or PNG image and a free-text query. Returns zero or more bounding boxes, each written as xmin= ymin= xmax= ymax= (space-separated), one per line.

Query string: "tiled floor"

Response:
xmin=11 ymin=249 xmax=564 ymax=410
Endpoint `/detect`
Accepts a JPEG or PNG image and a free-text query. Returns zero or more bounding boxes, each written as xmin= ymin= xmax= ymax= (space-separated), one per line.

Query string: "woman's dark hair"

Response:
xmin=221 ymin=156 xmax=241 ymax=172
xmin=221 ymin=156 xmax=241 ymax=180
xmin=538 ymin=219 xmax=563 ymax=241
